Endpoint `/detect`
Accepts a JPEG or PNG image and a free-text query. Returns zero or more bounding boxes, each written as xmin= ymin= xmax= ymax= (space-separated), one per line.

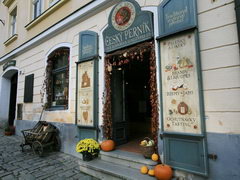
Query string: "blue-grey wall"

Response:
xmin=15 ymin=120 xmax=82 ymax=158
xmin=16 ymin=120 xmax=240 ymax=180
xmin=158 ymin=132 xmax=240 ymax=180
xmin=206 ymin=133 xmax=240 ymax=180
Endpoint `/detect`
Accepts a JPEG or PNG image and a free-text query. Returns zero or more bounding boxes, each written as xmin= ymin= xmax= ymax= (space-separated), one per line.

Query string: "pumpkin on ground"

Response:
xmin=100 ymin=140 xmax=115 ymax=152
xmin=154 ymin=164 xmax=173 ymax=180
xmin=140 ymin=166 xmax=148 ymax=174
xmin=148 ymin=169 xmax=155 ymax=176
xmin=151 ymin=153 xmax=159 ymax=161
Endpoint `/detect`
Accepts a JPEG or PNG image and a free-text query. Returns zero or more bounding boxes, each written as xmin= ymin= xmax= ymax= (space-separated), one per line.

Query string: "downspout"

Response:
xmin=235 ymin=0 xmax=240 ymax=47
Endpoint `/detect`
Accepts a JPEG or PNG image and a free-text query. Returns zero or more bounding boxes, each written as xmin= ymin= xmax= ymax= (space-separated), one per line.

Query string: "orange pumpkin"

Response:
xmin=154 ymin=164 xmax=173 ymax=180
xmin=101 ymin=140 xmax=115 ymax=152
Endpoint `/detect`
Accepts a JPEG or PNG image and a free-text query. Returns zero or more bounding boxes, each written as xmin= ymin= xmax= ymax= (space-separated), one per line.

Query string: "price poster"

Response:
xmin=160 ymin=32 xmax=201 ymax=134
xmin=77 ymin=61 xmax=94 ymax=127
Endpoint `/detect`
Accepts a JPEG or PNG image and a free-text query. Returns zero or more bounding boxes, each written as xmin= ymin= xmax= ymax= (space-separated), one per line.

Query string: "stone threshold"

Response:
xmin=100 ymin=149 xmax=158 ymax=166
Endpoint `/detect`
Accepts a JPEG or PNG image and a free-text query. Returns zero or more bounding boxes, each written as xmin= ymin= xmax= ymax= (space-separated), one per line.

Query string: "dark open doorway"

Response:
xmin=110 ymin=49 xmax=152 ymax=153
xmin=125 ymin=57 xmax=151 ymax=140
xmin=8 ymin=72 xmax=18 ymax=126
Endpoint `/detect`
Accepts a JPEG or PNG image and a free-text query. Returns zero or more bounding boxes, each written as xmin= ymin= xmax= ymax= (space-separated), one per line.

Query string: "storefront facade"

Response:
xmin=0 ymin=0 xmax=240 ymax=179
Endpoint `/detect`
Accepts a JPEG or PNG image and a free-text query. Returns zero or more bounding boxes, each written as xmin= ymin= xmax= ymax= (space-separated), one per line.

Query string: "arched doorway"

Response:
xmin=0 ymin=68 xmax=18 ymax=126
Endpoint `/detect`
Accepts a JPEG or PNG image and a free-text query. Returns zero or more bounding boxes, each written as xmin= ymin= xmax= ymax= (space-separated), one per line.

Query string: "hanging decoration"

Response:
xmin=102 ymin=41 xmax=159 ymax=151
xmin=44 ymin=48 xmax=70 ymax=109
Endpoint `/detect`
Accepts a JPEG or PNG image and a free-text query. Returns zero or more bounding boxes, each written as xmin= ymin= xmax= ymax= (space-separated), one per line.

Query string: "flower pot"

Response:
xmin=82 ymin=152 xmax=97 ymax=161
xmin=4 ymin=131 xmax=13 ymax=136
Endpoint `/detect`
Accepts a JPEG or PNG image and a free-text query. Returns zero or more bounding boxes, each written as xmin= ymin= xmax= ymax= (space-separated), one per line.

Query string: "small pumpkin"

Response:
xmin=151 ymin=153 xmax=159 ymax=161
xmin=154 ymin=164 xmax=173 ymax=180
xmin=140 ymin=166 xmax=148 ymax=174
xmin=100 ymin=140 xmax=115 ymax=152
xmin=148 ymin=169 xmax=155 ymax=176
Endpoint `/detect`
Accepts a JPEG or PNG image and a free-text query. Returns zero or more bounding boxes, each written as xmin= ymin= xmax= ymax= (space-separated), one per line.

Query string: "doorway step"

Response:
xmin=78 ymin=149 xmax=157 ymax=180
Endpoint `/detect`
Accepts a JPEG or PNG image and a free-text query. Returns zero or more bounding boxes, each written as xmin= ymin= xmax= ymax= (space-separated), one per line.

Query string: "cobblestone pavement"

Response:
xmin=0 ymin=129 xmax=98 ymax=180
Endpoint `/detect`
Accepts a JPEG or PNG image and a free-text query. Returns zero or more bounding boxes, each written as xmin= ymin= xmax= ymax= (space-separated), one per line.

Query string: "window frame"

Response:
xmin=49 ymin=0 xmax=60 ymax=7
xmin=9 ymin=7 xmax=17 ymax=37
xmin=46 ymin=47 xmax=69 ymax=111
xmin=32 ymin=0 xmax=43 ymax=19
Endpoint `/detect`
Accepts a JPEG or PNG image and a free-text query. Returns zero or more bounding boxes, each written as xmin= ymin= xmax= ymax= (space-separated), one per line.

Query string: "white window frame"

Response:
xmin=9 ymin=7 xmax=17 ymax=37
xmin=32 ymin=0 xmax=43 ymax=19
xmin=49 ymin=0 xmax=60 ymax=7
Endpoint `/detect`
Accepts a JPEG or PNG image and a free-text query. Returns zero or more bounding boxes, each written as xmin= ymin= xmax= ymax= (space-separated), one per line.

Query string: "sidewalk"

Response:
xmin=0 ymin=129 xmax=98 ymax=180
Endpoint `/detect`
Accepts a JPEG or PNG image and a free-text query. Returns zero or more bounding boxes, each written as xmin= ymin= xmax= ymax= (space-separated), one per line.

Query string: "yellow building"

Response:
xmin=0 ymin=0 xmax=240 ymax=179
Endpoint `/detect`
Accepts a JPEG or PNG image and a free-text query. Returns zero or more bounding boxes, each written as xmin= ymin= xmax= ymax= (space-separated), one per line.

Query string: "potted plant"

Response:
xmin=4 ymin=123 xmax=15 ymax=136
xmin=75 ymin=138 xmax=100 ymax=161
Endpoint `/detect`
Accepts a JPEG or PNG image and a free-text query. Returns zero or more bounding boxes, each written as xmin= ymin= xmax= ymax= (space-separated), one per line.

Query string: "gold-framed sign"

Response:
xmin=77 ymin=60 xmax=94 ymax=127
xmin=160 ymin=31 xmax=201 ymax=134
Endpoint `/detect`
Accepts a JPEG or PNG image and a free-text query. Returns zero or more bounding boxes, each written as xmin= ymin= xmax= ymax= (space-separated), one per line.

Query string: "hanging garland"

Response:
xmin=102 ymin=62 xmax=112 ymax=139
xmin=149 ymin=43 xmax=159 ymax=153
xmin=102 ymin=41 xmax=159 ymax=151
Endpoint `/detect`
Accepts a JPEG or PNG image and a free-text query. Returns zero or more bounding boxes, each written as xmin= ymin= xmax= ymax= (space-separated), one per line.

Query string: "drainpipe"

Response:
xmin=235 ymin=0 xmax=240 ymax=47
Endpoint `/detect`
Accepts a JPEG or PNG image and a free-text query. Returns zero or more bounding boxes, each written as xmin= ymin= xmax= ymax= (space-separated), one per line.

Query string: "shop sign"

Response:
xmin=160 ymin=32 xmax=201 ymax=134
xmin=158 ymin=0 xmax=197 ymax=38
xmin=3 ymin=60 xmax=16 ymax=71
xmin=103 ymin=0 xmax=154 ymax=53
xmin=79 ymin=31 xmax=98 ymax=61
xmin=77 ymin=61 xmax=94 ymax=127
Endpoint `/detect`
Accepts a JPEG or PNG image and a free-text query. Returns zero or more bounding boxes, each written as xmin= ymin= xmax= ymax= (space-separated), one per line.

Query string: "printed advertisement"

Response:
xmin=161 ymin=32 xmax=201 ymax=134
xmin=77 ymin=61 xmax=94 ymax=127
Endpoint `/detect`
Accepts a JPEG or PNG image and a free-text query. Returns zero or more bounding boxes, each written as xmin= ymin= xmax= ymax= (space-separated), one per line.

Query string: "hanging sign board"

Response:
xmin=79 ymin=31 xmax=98 ymax=61
xmin=158 ymin=0 xmax=197 ymax=38
xmin=77 ymin=60 xmax=95 ymax=127
xmin=160 ymin=31 xmax=202 ymax=134
xmin=103 ymin=0 xmax=154 ymax=53
xmin=3 ymin=60 xmax=16 ymax=71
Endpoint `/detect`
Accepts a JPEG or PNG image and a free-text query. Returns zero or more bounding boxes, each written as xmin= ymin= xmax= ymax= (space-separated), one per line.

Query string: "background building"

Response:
xmin=0 ymin=0 xmax=239 ymax=179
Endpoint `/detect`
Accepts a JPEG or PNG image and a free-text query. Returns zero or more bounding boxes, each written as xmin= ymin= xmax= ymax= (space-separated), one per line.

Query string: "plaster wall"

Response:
xmin=0 ymin=0 xmax=239 ymax=179
xmin=0 ymin=77 xmax=10 ymax=121
xmin=197 ymin=0 xmax=240 ymax=134
xmin=0 ymin=0 xmax=93 ymax=56
xmin=10 ymin=2 xmax=116 ymax=125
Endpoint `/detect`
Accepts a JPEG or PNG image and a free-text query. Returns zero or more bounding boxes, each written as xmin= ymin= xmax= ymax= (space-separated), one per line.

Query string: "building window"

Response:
xmin=46 ymin=47 xmax=69 ymax=110
xmin=9 ymin=7 xmax=17 ymax=36
xmin=32 ymin=0 xmax=42 ymax=19
xmin=49 ymin=0 xmax=60 ymax=7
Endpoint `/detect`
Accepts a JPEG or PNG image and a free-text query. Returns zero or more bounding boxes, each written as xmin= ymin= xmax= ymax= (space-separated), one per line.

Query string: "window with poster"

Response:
xmin=46 ymin=47 xmax=69 ymax=110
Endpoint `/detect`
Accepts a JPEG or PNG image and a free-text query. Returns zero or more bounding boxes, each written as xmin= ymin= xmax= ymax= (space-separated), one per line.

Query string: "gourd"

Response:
xmin=140 ymin=166 xmax=148 ymax=174
xmin=100 ymin=140 xmax=115 ymax=152
xmin=151 ymin=153 xmax=159 ymax=161
xmin=148 ymin=169 xmax=155 ymax=176
xmin=154 ymin=164 xmax=173 ymax=180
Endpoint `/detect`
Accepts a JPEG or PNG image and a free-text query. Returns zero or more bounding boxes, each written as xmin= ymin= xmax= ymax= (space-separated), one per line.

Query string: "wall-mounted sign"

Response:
xmin=79 ymin=31 xmax=98 ymax=61
xmin=158 ymin=0 xmax=197 ymax=38
xmin=3 ymin=60 xmax=16 ymax=71
xmin=160 ymin=31 xmax=201 ymax=134
xmin=103 ymin=0 xmax=154 ymax=53
xmin=77 ymin=61 xmax=95 ymax=127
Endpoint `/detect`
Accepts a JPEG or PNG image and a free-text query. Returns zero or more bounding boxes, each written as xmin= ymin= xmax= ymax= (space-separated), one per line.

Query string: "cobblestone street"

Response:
xmin=0 ymin=129 xmax=98 ymax=180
